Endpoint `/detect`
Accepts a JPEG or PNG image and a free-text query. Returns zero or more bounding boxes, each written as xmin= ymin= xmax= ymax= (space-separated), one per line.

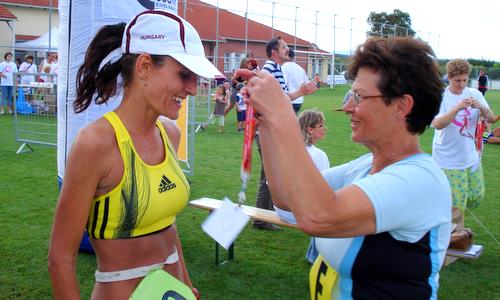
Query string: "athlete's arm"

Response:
xmin=48 ymin=124 xmax=112 ymax=300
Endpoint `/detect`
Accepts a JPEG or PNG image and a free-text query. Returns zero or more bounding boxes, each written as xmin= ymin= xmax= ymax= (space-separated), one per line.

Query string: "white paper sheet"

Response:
xmin=201 ymin=197 xmax=250 ymax=249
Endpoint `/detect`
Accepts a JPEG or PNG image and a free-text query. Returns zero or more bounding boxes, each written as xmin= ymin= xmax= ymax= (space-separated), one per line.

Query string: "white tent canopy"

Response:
xmin=15 ymin=27 xmax=58 ymax=51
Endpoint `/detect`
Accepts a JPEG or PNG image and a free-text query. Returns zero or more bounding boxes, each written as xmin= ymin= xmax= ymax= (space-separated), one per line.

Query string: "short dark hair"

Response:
xmin=26 ymin=55 xmax=34 ymax=60
xmin=4 ymin=52 xmax=13 ymax=59
xmin=347 ymin=37 xmax=444 ymax=135
xmin=265 ymin=36 xmax=282 ymax=58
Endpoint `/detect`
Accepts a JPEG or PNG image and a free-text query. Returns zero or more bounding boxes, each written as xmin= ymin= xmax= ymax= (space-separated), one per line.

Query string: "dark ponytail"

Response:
xmin=74 ymin=22 xmax=136 ymax=113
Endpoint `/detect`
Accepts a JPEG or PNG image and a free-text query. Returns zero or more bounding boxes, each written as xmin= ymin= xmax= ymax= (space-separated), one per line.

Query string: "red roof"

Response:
xmin=0 ymin=4 xmax=16 ymax=19
xmin=180 ymin=0 xmax=314 ymax=48
xmin=16 ymin=34 xmax=38 ymax=41
xmin=0 ymin=0 xmax=58 ymax=8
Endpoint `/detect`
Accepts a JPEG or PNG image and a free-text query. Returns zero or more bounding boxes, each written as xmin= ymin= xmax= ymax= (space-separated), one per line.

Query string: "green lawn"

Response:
xmin=0 ymin=86 xmax=499 ymax=299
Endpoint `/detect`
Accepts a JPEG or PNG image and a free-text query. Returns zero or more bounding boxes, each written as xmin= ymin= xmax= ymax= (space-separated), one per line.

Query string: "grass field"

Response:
xmin=0 ymin=86 xmax=499 ymax=299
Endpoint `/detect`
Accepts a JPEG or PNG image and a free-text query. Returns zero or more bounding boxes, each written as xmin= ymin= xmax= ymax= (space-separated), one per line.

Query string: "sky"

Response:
xmin=200 ymin=0 xmax=500 ymax=62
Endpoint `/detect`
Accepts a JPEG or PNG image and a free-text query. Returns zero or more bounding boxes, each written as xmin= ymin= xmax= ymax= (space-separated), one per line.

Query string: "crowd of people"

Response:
xmin=40 ymin=9 xmax=498 ymax=300
xmin=0 ymin=51 xmax=59 ymax=113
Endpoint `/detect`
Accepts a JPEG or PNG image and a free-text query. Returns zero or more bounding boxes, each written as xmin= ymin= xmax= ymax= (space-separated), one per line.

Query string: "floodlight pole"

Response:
xmin=332 ymin=14 xmax=336 ymax=88
xmin=244 ymin=0 xmax=248 ymax=54
xmin=437 ymin=34 xmax=441 ymax=57
xmin=294 ymin=6 xmax=298 ymax=52
xmin=271 ymin=2 xmax=275 ymax=38
xmin=48 ymin=0 xmax=53 ymax=52
xmin=350 ymin=17 xmax=353 ymax=55
xmin=315 ymin=10 xmax=318 ymax=46
xmin=381 ymin=21 xmax=389 ymax=38
xmin=215 ymin=0 xmax=219 ymax=68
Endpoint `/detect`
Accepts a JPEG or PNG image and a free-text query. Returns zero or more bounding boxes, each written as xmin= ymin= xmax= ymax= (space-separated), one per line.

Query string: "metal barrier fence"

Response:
xmin=13 ymin=72 xmax=57 ymax=153
xmin=11 ymin=70 xmax=215 ymax=170
xmin=193 ymin=78 xmax=216 ymax=132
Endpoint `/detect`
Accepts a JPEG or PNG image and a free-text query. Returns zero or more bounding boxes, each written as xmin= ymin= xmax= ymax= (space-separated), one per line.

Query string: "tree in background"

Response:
xmin=368 ymin=9 xmax=416 ymax=38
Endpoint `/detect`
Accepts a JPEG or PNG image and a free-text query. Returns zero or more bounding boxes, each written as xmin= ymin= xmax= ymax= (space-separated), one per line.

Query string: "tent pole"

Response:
xmin=49 ymin=0 xmax=53 ymax=52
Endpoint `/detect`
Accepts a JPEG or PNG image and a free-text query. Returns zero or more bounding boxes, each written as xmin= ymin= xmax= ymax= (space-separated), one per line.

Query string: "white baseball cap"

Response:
xmin=121 ymin=10 xmax=222 ymax=79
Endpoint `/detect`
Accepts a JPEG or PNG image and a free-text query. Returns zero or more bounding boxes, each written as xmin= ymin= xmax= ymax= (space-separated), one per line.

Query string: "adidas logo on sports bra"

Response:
xmin=158 ymin=175 xmax=177 ymax=193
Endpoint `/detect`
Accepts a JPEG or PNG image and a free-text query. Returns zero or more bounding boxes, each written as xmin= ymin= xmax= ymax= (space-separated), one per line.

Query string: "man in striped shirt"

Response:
xmin=253 ymin=36 xmax=317 ymax=230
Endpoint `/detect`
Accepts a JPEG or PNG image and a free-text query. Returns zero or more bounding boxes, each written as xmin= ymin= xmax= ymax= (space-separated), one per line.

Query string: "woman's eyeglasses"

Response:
xmin=349 ymin=90 xmax=386 ymax=105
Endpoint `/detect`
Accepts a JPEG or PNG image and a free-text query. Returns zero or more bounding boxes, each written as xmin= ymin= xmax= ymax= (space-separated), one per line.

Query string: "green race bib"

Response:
xmin=129 ymin=269 xmax=195 ymax=300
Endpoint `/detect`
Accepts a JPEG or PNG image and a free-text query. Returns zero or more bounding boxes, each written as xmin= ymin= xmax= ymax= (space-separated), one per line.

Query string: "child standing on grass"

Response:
xmin=204 ymin=85 xmax=227 ymax=133
xmin=235 ymin=83 xmax=246 ymax=132
xmin=273 ymin=109 xmax=330 ymax=263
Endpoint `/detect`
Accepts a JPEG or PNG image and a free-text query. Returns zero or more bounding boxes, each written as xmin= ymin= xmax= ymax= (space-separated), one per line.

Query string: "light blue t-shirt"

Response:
xmin=317 ymin=153 xmax=452 ymax=299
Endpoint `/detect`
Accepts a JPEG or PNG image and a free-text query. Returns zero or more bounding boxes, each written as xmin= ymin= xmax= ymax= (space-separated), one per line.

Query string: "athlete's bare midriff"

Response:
xmin=89 ymin=226 xmax=184 ymax=300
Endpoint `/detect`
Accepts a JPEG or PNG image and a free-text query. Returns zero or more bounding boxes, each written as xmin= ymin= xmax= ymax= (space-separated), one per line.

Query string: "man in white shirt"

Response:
xmin=281 ymin=49 xmax=309 ymax=114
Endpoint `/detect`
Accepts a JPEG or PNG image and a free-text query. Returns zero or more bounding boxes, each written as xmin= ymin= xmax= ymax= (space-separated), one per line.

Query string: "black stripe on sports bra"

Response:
xmin=100 ymin=197 xmax=110 ymax=239
xmin=89 ymin=197 xmax=110 ymax=239
xmin=90 ymin=201 xmax=100 ymax=239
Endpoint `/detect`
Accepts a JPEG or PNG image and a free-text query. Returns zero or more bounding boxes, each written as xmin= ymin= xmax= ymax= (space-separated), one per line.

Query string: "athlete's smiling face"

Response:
xmin=142 ymin=56 xmax=197 ymax=120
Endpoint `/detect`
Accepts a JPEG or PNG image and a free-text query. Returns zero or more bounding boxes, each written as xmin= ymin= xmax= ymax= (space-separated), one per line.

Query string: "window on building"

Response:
xmin=310 ymin=57 xmax=323 ymax=77
xmin=224 ymin=52 xmax=245 ymax=73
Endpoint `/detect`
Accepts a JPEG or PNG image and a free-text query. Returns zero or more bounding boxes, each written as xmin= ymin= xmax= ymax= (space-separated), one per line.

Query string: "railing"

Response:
xmin=13 ymin=72 xmax=57 ymax=153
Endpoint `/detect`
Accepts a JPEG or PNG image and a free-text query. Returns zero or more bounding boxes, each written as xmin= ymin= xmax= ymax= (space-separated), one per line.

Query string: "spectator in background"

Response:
xmin=314 ymin=73 xmax=321 ymax=88
xmin=248 ymin=57 xmax=259 ymax=71
xmin=19 ymin=55 xmax=37 ymax=83
xmin=224 ymin=58 xmax=249 ymax=117
xmin=38 ymin=52 xmax=56 ymax=83
xmin=223 ymin=80 xmax=230 ymax=96
xmin=482 ymin=114 xmax=500 ymax=144
xmin=0 ymin=52 xmax=18 ymax=114
xmin=442 ymin=73 xmax=449 ymax=85
xmin=203 ymin=85 xmax=227 ymax=133
xmin=19 ymin=55 xmax=38 ymax=101
xmin=15 ymin=58 xmax=22 ymax=70
xmin=50 ymin=59 xmax=59 ymax=82
xmin=253 ymin=36 xmax=316 ymax=230
xmin=477 ymin=69 xmax=488 ymax=95
xmin=282 ymin=49 xmax=310 ymax=114
xmin=274 ymin=109 xmax=330 ymax=264
xmin=483 ymin=126 xmax=500 ymax=144
xmin=235 ymin=82 xmax=247 ymax=132
xmin=432 ymin=59 xmax=496 ymax=229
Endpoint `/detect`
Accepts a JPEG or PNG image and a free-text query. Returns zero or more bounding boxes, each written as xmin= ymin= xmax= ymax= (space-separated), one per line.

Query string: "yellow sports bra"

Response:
xmin=86 ymin=112 xmax=190 ymax=239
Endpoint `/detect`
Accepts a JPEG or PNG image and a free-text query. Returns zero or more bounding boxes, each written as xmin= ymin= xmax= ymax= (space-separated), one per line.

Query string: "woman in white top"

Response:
xmin=0 ymin=52 xmax=18 ymax=114
xmin=19 ymin=55 xmax=38 ymax=99
xmin=431 ymin=59 xmax=496 ymax=228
